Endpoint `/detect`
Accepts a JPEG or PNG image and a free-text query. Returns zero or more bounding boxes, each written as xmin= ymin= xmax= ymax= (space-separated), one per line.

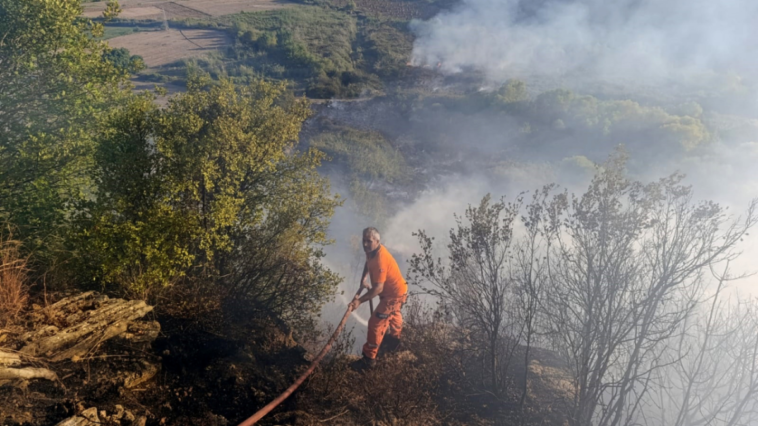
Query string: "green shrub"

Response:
xmin=74 ymin=75 xmax=341 ymax=323
xmin=103 ymin=47 xmax=145 ymax=74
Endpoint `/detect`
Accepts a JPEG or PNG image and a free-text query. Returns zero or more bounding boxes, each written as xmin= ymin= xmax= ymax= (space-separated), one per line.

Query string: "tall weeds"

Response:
xmin=0 ymin=235 xmax=28 ymax=327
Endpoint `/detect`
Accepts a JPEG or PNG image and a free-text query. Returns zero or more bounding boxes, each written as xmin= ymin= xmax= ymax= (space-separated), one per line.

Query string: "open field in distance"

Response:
xmin=108 ymin=28 xmax=232 ymax=68
xmin=82 ymin=0 xmax=292 ymax=20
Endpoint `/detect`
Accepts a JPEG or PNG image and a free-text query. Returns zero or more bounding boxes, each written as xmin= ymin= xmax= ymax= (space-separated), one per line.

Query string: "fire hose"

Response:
xmin=237 ymin=283 xmax=371 ymax=426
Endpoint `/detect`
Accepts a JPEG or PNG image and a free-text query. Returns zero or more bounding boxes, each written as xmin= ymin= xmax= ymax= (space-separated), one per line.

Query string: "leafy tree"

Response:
xmin=74 ymin=75 xmax=341 ymax=326
xmin=103 ymin=47 xmax=145 ymax=74
xmin=0 ymin=0 xmax=129 ymax=269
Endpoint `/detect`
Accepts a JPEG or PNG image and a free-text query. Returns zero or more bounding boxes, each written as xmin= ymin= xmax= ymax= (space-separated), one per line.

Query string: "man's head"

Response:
xmin=362 ymin=227 xmax=381 ymax=254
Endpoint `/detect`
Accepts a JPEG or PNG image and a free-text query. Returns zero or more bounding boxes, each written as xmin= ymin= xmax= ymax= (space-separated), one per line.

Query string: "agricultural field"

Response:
xmin=82 ymin=0 xmax=291 ymax=20
xmin=108 ymin=28 xmax=232 ymax=67
xmin=323 ymin=0 xmax=457 ymax=20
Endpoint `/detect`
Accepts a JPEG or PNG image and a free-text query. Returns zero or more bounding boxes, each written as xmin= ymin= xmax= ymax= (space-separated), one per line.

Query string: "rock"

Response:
xmin=80 ymin=408 xmax=99 ymax=422
xmin=113 ymin=404 xmax=125 ymax=420
xmin=124 ymin=409 xmax=136 ymax=422
xmin=55 ymin=407 xmax=100 ymax=426
xmin=123 ymin=360 xmax=159 ymax=388
xmin=133 ymin=416 xmax=147 ymax=426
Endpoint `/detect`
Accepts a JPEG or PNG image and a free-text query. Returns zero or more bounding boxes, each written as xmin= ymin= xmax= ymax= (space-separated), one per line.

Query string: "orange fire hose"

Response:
xmin=237 ymin=285 xmax=367 ymax=426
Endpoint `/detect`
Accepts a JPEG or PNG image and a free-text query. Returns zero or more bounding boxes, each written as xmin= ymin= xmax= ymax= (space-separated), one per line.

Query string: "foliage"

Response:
xmin=361 ymin=19 xmax=414 ymax=79
xmin=170 ymin=7 xmax=413 ymax=97
xmin=0 ymin=0 xmax=130 ymax=273
xmin=103 ymin=47 xmax=145 ymax=74
xmin=531 ymin=89 xmax=712 ymax=149
xmin=311 ymin=128 xmax=407 ymax=183
xmin=419 ymin=84 xmax=711 ymax=153
xmin=219 ymin=7 xmax=363 ymax=96
xmin=73 ymin=75 xmax=341 ymax=324
xmin=102 ymin=0 xmax=121 ymax=22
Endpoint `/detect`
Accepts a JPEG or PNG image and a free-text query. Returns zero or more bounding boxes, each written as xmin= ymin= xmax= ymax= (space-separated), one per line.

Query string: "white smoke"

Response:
xmin=411 ymin=0 xmax=758 ymax=87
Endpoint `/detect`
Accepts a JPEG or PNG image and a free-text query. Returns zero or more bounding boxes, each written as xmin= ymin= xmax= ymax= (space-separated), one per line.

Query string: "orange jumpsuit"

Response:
xmin=363 ymin=244 xmax=408 ymax=360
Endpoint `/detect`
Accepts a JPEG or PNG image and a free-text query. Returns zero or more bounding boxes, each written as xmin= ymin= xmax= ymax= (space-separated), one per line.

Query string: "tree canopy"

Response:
xmin=0 ymin=0 xmax=130 ymax=264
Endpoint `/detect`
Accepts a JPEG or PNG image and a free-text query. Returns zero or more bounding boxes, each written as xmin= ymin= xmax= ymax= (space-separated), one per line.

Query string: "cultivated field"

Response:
xmin=82 ymin=0 xmax=291 ymax=20
xmin=108 ymin=29 xmax=232 ymax=68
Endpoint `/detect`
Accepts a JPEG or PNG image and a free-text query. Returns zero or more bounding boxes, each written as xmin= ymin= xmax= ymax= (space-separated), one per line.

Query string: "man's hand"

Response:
xmin=349 ymin=296 xmax=362 ymax=312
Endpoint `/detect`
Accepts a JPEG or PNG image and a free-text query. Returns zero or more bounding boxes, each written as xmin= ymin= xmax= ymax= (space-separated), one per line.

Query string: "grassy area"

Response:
xmin=99 ymin=25 xmax=161 ymax=40
xmin=162 ymin=5 xmax=415 ymax=98
xmin=310 ymin=127 xmax=408 ymax=222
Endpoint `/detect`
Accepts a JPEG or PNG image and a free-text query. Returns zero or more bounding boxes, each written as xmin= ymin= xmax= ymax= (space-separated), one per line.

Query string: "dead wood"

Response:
xmin=19 ymin=294 xmax=154 ymax=361
xmin=0 ymin=349 xmax=21 ymax=366
xmin=0 ymin=366 xmax=57 ymax=381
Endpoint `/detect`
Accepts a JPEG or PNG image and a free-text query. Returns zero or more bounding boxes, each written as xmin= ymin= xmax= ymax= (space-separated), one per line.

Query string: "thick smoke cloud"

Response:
xmin=411 ymin=0 xmax=758 ymax=86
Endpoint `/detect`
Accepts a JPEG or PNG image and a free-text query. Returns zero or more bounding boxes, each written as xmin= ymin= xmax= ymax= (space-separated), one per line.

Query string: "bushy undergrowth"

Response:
xmin=311 ymin=127 xmax=409 ymax=223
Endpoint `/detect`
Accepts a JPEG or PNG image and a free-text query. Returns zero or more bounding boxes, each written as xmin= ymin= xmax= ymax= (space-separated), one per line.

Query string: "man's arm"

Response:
xmin=358 ymin=281 xmax=383 ymax=304
xmin=360 ymin=262 xmax=371 ymax=289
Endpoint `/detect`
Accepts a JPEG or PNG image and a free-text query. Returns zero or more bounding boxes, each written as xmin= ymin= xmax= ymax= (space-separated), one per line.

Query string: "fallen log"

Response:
xmin=20 ymin=296 xmax=154 ymax=361
xmin=0 ymin=366 xmax=57 ymax=381
xmin=0 ymin=349 xmax=21 ymax=366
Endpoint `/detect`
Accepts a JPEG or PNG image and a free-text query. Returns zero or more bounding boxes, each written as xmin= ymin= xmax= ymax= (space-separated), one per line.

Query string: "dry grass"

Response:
xmin=0 ymin=236 xmax=29 ymax=327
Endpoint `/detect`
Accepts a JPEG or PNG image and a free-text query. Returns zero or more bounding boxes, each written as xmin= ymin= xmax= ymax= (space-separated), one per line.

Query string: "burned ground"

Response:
xmin=0 ymin=291 xmax=571 ymax=426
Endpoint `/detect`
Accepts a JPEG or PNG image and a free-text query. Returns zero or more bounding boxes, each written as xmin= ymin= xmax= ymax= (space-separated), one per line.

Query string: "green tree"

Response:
xmin=103 ymin=47 xmax=145 ymax=74
xmin=0 ymin=0 xmax=129 ymax=268
xmin=75 ymin=75 xmax=341 ymax=325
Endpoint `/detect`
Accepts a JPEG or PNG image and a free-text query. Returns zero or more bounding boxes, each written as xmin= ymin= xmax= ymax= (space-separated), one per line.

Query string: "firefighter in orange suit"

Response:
xmin=349 ymin=227 xmax=408 ymax=371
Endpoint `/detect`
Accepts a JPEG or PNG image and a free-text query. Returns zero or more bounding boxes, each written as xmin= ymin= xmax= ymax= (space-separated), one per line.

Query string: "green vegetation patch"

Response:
xmin=311 ymin=127 xmax=407 ymax=223
xmin=164 ymin=5 xmax=415 ymax=98
xmin=361 ymin=19 xmax=413 ymax=79
xmin=213 ymin=7 xmax=380 ymax=97
xmin=311 ymin=127 xmax=407 ymax=183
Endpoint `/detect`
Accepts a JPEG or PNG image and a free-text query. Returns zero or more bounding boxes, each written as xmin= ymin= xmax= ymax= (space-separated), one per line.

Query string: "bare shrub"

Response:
xmin=0 ymin=235 xmax=29 ymax=326
xmin=295 ymin=299 xmax=479 ymax=425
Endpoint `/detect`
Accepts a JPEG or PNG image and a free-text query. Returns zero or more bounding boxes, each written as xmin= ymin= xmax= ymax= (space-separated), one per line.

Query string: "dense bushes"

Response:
xmin=102 ymin=47 xmax=145 ymax=74
xmin=69 ymin=75 xmax=341 ymax=324
xmin=311 ymin=127 xmax=408 ymax=222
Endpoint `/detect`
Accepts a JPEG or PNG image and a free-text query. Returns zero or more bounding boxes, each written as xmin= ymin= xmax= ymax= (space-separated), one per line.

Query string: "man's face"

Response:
xmin=363 ymin=232 xmax=380 ymax=254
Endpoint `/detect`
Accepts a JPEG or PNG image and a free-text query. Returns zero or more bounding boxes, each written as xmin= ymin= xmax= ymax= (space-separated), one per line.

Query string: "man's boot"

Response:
xmin=349 ymin=355 xmax=376 ymax=372
xmin=380 ymin=334 xmax=401 ymax=354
